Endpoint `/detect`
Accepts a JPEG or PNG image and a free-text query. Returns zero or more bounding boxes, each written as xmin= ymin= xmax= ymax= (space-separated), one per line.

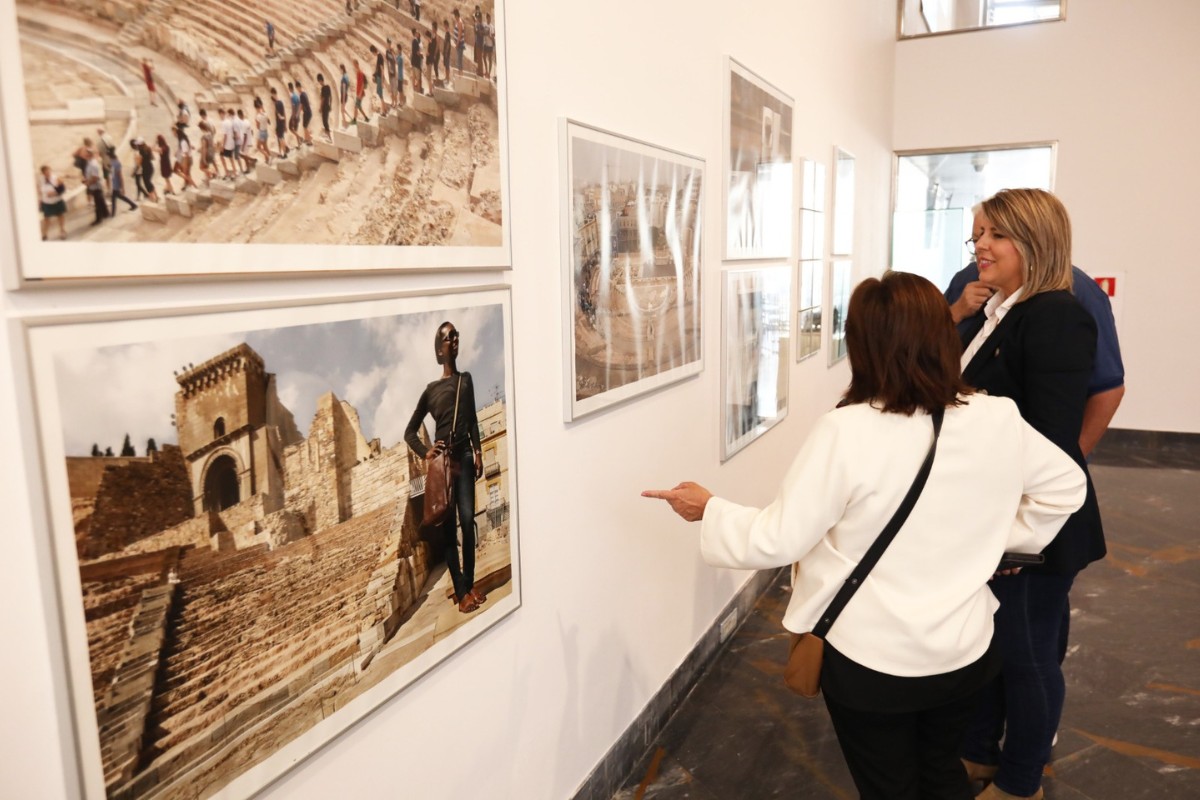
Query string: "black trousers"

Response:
xmin=823 ymin=690 xmax=978 ymax=800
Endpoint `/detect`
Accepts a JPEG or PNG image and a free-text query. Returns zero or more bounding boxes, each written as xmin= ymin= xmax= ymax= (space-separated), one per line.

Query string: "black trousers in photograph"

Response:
xmin=823 ymin=690 xmax=979 ymax=800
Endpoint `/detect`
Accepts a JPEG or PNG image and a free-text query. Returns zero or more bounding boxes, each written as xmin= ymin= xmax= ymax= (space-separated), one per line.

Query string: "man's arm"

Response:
xmin=1080 ymin=385 xmax=1124 ymax=458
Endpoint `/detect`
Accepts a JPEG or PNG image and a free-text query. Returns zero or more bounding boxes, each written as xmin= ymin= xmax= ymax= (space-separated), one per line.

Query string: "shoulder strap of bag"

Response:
xmin=449 ymin=374 xmax=463 ymax=442
xmin=811 ymin=407 xmax=944 ymax=639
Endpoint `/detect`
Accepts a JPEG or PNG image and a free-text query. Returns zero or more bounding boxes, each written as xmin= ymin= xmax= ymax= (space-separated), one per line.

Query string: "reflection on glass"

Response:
xmin=723 ymin=267 xmax=791 ymax=460
xmin=726 ymin=60 xmax=794 ymax=260
xmin=828 ymin=260 xmax=851 ymax=367
xmin=832 ymin=147 xmax=855 ymax=256
xmin=900 ymin=0 xmax=1065 ymax=38
xmin=797 ymin=260 xmax=822 ymax=362
xmin=890 ymin=143 xmax=1054 ymax=291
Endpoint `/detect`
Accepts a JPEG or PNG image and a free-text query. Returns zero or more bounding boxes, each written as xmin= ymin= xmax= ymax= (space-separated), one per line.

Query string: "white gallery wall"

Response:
xmin=0 ymin=2 xmax=899 ymax=798
xmin=894 ymin=0 xmax=1200 ymax=434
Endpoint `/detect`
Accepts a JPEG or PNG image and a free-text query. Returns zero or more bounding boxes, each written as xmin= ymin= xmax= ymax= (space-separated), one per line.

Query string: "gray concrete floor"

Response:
xmin=614 ymin=456 xmax=1200 ymax=799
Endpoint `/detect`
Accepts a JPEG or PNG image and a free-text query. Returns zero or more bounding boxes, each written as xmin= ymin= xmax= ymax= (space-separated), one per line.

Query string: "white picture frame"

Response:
xmin=722 ymin=57 xmax=794 ymax=261
xmin=721 ymin=264 xmax=791 ymax=461
xmin=0 ymin=0 xmax=511 ymax=282
xmin=831 ymin=145 xmax=856 ymax=257
xmin=22 ymin=285 xmax=521 ymax=799
xmin=828 ymin=259 xmax=851 ymax=366
xmin=560 ymin=118 xmax=705 ymax=422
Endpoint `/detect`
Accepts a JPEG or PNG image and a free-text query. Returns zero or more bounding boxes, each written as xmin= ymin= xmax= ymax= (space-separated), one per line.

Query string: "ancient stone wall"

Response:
xmin=84 ymin=445 xmax=193 ymax=559
xmin=216 ymin=492 xmax=267 ymax=549
xmin=347 ymin=443 xmax=410 ymax=518
xmin=66 ymin=455 xmax=147 ymax=500
xmin=86 ymin=513 xmax=213 ymax=563
xmin=283 ymin=393 xmax=344 ymax=534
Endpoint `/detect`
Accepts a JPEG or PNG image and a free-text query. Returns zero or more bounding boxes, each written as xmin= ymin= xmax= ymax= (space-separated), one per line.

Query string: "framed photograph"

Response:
xmin=560 ymin=119 xmax=704 ymax=422
xmin=723 ymin=57 xmax=793 ymax=261
xmin=831 ymin=146 xmax=856 ymax=256
xmin=0 ymin=0 xmax=511 ymax=281
xmin=24 ymin=286 xmax=520 ymax=798
xmin=796 ymin=259 xmax=822 ymax=362
xmin=828 ymin=259 xmax=851 ymax=366
xmin=722 ymin=265 xmax=791 ymax=461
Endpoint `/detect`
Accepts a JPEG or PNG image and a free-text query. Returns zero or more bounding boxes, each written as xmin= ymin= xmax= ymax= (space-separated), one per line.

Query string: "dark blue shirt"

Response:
xmin=945 ymin=263 xmax=1124 ymax=396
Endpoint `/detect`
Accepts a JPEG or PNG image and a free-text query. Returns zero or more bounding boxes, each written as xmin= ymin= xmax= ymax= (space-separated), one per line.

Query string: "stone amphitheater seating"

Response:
xmin=103 ymin=500 xmax=414 ymax=795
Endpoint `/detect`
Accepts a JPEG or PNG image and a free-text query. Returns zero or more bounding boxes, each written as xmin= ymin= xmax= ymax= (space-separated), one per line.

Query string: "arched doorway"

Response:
xmin=203 ymin=454 xmax=241 ymax=511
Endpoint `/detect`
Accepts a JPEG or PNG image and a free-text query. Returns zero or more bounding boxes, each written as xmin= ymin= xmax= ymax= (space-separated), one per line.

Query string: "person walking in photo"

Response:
xmin=287 ymin=81 xmax=301 ymax=146
xmin=218 ymin=108 xmax=236 ymax=176
xmin=453 ymin=9 xmax=466 ymax=74
xmin=155 ymin=134 xmax=174 ymax=195
xmin=134 ymin=138 xmax=158 ymax=202
xmin=317 ymin=74 xmax=332 ymax=140
xmin=442 ymin=18 xmax=452 ymax=84
xmin=37 ymin=166 xmax=68 ymax=240
xmin=197 ymin=109 xmax=217 ymax=182
xmin=385 ymin=39 xmax=399 ymax=109
xmin=369 ymin=45 xmax=388 ymax=116
xmin=428 ymin=22 xmax=440 ymax=88
xmin=473 ymin=4 xmax=484 ymax=77
xmin=410 ymin=0 xmax=420 ymax=21
xmin=141 ymin=58 xmax=157 ymax=106
xmin=352 ymin=59 xmax=369 ymax=123
xmin=173 ymin=123 xmax=198 ymax=190
xmin=339 ymin=63 xmax=351 ymax=126
xmin=254 ymin=97 xmax=272 ymax=164
xmin=297 ymin=80 xmax=313 ymax=145
xmin=265 ymin=20 xmax=276 ymax=55
xmin=271 ymin=87 xmax=290 ymax=159
xmin=108 ymin=147 xmax=138 ymax=215
xmin=483 ymin=12 xmax=496 ymax=78
xmin=410 ymin=28 xmax=423 ymax=95
xmin=404 ymin=321 xmax=488 ymax=615
xmin=83 ymin=148 xmax=109 ymax=225
xmin=235 ymin=109 xmax=254 ymax=172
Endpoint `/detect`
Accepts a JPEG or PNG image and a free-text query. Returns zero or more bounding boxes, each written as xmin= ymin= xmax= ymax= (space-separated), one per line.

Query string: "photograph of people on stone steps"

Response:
xmin=26 ymin=292 xmax=519 ymax=799
xmin=1 ymin=0 xmax=508 ymax=277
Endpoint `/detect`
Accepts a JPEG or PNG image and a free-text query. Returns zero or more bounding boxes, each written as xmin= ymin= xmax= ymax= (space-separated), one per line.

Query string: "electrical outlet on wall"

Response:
xmin=719 ymin=609 xmax=738 ymax=642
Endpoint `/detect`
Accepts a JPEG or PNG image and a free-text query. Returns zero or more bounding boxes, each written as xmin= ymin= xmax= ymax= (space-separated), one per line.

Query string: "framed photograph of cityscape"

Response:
xmin=722 ymin=264 xmax=791 ymax=461
xmin=829 ymin=259 xmax=851 ymax=366
xmin=0 ymin=0 xmax=511 ymax=281
xmin=23 ymin=286 xmax=520 ymax=799
xmin=560 ymin=119 xmax=704 ymax=422
xmin=723 ymin=57 xmax=793 ymax=261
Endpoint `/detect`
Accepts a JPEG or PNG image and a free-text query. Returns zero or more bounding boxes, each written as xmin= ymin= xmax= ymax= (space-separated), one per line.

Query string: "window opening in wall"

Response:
xmin=213 ymin=417 xmax=226 ymax=438
xmin=890 ymin=143 xmax=1054 ymax=291
xmin=899 ymin=0 xmax=1065 ymax=38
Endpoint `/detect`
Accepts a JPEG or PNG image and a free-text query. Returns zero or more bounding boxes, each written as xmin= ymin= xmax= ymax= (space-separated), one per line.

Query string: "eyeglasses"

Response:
xmin=441 ymin=330 xmax=460 ymax=342
xmin=965 ymin=237 xmax=978 ymax=255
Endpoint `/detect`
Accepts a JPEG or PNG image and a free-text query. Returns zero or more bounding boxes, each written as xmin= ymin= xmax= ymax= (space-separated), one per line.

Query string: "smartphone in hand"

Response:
xmin=997 ymin=552 xmax=1045 ymax=571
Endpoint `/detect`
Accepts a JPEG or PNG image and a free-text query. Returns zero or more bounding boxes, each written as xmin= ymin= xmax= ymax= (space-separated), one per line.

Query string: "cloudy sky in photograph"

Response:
xmin=53 ymin=304 xmax=506 ymax=456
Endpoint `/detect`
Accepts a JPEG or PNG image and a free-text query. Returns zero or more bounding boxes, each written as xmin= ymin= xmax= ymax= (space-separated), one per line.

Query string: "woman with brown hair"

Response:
xmin=958 ymin=189 xmax=1103 ymax=800
xmin=644 ymin=271 xmax=1085 ymax=800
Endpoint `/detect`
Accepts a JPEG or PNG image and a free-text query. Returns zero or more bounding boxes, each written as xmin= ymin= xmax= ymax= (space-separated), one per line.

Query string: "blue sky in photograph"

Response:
xmin=53 ymin=304 xmax=506 ymax=456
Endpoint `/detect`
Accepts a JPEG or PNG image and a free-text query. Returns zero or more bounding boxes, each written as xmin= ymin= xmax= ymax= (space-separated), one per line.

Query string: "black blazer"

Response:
xmin=960 ymin=290 xmax=1105 ymax=574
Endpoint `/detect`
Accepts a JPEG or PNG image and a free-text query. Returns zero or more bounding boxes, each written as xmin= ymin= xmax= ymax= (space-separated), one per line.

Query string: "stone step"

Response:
xmin=164 ymin=195 xmax=192 ymax=218
xmin=332 ymin=129 xmax=363 ymax=153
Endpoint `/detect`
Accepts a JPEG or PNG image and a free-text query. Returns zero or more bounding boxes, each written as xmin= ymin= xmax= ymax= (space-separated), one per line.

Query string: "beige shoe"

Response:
xmin=962 ymin=758 xmax=998 ymax=784
xmin=975 ymin=783 xmax=1043 ymax=800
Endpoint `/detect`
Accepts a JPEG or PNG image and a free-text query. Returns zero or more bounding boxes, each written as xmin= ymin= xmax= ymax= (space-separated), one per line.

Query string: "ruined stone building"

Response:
xmin=64 ymin=343 xmax=511 ymax=799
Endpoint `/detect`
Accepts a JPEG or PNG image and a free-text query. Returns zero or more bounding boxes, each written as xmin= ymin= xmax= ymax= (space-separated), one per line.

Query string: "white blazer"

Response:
xmin=700 ymin=394 xmax=1085 ymax=677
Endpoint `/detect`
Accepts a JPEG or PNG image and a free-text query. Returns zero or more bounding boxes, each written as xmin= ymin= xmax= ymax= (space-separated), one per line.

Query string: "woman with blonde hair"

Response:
xmin=645 ymin=271 xmax=1085 ymax=799
xmin=957 ymin=188 xmax=1104 ymax=800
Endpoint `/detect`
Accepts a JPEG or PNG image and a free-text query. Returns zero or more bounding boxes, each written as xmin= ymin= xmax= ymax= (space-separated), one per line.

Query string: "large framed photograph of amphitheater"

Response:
xmin=723 ymin=57 xmax=793 ymax=262
xmin=0 ymin=0 xmax=510 ymax=281
xmin=721 ymin=264 xmax=790 ymax=462
xmin=24 ymin=286 xmax=520 ymax=799
xmin=560 ymin=119 xmax=704 ymax=422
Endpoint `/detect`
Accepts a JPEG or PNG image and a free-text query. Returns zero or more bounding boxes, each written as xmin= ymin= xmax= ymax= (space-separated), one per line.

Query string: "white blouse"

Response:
xmin=700 ymin=394 xmax=1085 ymax=677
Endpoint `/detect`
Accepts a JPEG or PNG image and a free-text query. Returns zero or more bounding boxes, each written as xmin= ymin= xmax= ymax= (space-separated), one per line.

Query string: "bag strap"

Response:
xmin=811 ymin=407 xmax=944 ymax=639
xmin=449 ymin=374 xmax=463 ymax=443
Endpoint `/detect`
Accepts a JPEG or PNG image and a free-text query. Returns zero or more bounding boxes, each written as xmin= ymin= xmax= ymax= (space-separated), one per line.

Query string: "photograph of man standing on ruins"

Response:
xmin=27 ymin=292 xmax=518 ymax=799
xmin=1 ymin=0 xmax=508 ymax=277
xmin=563 ymin=121 xmax=704 ymax=421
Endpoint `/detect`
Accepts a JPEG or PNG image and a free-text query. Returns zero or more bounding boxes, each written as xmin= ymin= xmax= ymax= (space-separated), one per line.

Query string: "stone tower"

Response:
xmin=174 ymin=344 xmax=295 ymax=517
